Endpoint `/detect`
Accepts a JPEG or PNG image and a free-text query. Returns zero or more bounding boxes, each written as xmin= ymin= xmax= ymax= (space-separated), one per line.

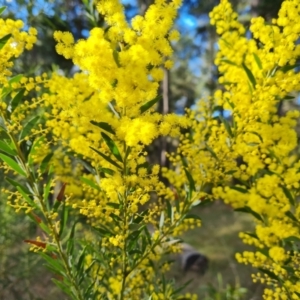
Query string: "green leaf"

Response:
xmin=184 ymin=168 xmax=195 ymax=191
xmin=90 ymin=146 xmax=122 ymax=169
xmin=258 ymin=268 xmax=279 ymax=281
xmin=285 ymin=211 xmax=299 ymax=223
xmin=28 ymin=136 xmax=45 ymax=165
xmin=0 ymin=33 xmax=12 ymax=50
xmin=0 ymin=140 xmax=17 ymax=156
xmin=19 ymin=115 xmax=40 ymax=141
xmin=40 ymin=152 xmax=53 ymax=173
xmin=0 ymin=153 xmax=26 ymax=176
xmin=235 ymin=206 xmax=264 ymax=222
xmin=107 ymin=202 xmax=119 ymax=209
xmin=205 ymin=144 xmax=218 ymax=160
xmin=242 ymin=63 xmax=256 ymax=88
xmin=247 ymin=131 xmax=263 ymax=142
xmin=5 ymin=177 xmax=30 ymax=193
xmin=253 ymin=53 xmax=262 ymax=70
xmin=280 ymin=64 xmax=300 ymax=73
xmin=221 ymin=59 xmax=237 ymax=66
xmin=59 ymin=204 xmax=69 ymax=238
xmin=0 ymin=7 xmax=6 ymax=15
xmin=281 ymin=185 xmax=295 ymax=206
xmin=80 ymin=176 xmax=101 ymax=191
xmin=140 ymin=95 xmax=161 ymax=114
xmin=113 ymin=50 xmax=121 ymax=67
xmin=219 ymin=116 xmax=233 ymax=137
xmin=244 ymin=232 xmax=259 ymax=240
xmin=17 ymin=186 xmax=38 ymax=209
xmin=99 ymin=167 xmax=114 ymax=176
xmin=230 ymin=186 xmax=248 ymax=194
xmin=101 ymin=132 xmax=123 ymax=163
xmin=284 ymin=236 xmax=300 ymax=243
xmin=9 ymin=74 xmax=23 ymax=85
xmin=67 ymin=221 xmax=77 ymax=255
xmin=159 ymin=211 xmax=165 ymax=229
xmin=184 ymin=214 xmax=202 ymax=221
xmin=10 ymin=89 xmax=25 ymax=113
xmin=90 ymin=121 xmax=115 ymax=135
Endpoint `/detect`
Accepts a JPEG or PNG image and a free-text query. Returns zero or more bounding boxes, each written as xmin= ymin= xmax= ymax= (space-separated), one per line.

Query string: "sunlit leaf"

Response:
xmin=0 ymin=153 xmax=26 ymax=176
xmin=0 ymin=33 xmax=11 ymax=50
xmin=90 ymin=121 xmax=115 ymax=135
xmin=101 ymin=132 xmax=123 ymax=163
xmin=140 ymin=95 xmax=161 ymax=114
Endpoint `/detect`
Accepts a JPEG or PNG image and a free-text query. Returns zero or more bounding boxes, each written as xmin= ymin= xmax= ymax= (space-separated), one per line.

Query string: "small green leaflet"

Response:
xmin=113 ymin=50 xmax=121 ymax=67
xmin=0 ymin=7 xmax=6 ymax=15
xmin=40 ymin=152 xmax=53 ymax=173
xmin=101 ymin=132 xmax=123 ymax=163
xmin=9 ymin=74 xmax=23 ymax=85
xmin=80 ymin=176 xmax=101 ymax=191
xmin=10 ymin=89 xmax=25 ymax=113
xmin=242 ymin=63 xmax=256 ymax=88
xmin=0 ymin=33 xmax=12 ymax=50
xmin=19 ymin=115 xmax=40 ymax=141
xmin=90 ymin=121 xmax=115 ymax=135
xmin=0 ymin=153 xmax=26 ymax=176
xmin=219 ymin=116 xmax=233 ymax=137
xmin=140 ymin=95 xmax=161 ymax=114
xmin=253 ymin=53 xmax=262 ymax=70
xmin=0 ymin=140 xmax=17 ymax=156
xmin=90 ymin=146 xmax=122 ymax=169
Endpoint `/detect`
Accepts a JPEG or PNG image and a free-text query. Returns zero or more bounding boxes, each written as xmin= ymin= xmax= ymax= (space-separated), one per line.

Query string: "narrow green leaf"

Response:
xmin=140 ymin=95 xmax=161 ymax=114
xmin=184 ymin=214 xmax=202 ymax=221
xmin=244 ymin=232 xmax=259 ymax=240
xmin=80 ymin=176 xmax=101 ymax=191
xmin=159 ymin=211 xmax=165 ymax=229
xmin=0 ymin=140 xmax=17 ymax=156
xmin=101 ymin=132 xmax=123 ymax=163
xmin=17 ymin=186 xmax=38 ymax=209
xmin=107 ymin=202 xmax=119 ymax=209
xmin=0 ymin=7 xmax=6 ymax=15
xmin=19 ymin=115 xmax=40 ymax=141
xmin=59 ymin=204 xmax=69 ymax=237
xmin=10 ymin=89 xmax=25 ymax=113
xmin=281 ymin=185 xmax=295 ymax=206
xmin=253 ymin=53 xmax=262 ymax=70
xmin=285 ymin=211 xmax=299 ymax=223
xmin=67 ymin=221 xmax=77 ymax=255
xmin=9 ymin=74 xmax=23 ymax=85
xmin=90 ymin=121 xmax=115 ymax=135
xmin=40 ymin=152 xmax=53 ymax=173
xmin=5 ymin=177 xmax=30 ymax=194
xmin=205 ymin=144 xmax=218 ymax=160
xmin=0 ymin=153 xmax=26 ymax=176
xmin=184 ymin=168 xmax=195 ymax=191
xmin=247 ymin=131 xmax=263 ymax=142
xmin=113 ymin=50 xmax=121 ymax=67
xmin=230 ymin=186 xmax=248 ymax=194
xmin=219 ymin=116 xmax=233 ymax=137
xmin=0 ymin=33 xmax=12 ymax=50
xmin=235 ymin=206 xmax=263 ymax=222
xmin=221 ymin=59 xmax=237 ymax=66
xmin=258 ymin=268 xmax=279 ymax=281
xmin=242 ymin=63 xmax=256 ymax=88
xmin=99 ymin=167 xmax=114 ymax=176
xmin=280 ymin=64 xmax=300 ymax=73
xmin=28 ymin=136 xmax=45 ymax=165
xmin=90 ymin=146 xmax=122 ymax=169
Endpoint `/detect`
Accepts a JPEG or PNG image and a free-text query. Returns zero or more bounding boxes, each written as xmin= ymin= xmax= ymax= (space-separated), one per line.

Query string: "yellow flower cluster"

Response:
xmin=164 ymin=0 xmax=300 ymax=298
xmin=0 ymin=18 xmax=37 ymax=85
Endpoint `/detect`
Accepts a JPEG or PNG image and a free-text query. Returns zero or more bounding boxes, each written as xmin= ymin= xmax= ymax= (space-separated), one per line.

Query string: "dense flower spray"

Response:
xmin=164 ymin=0 xmax=300 ymax=299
